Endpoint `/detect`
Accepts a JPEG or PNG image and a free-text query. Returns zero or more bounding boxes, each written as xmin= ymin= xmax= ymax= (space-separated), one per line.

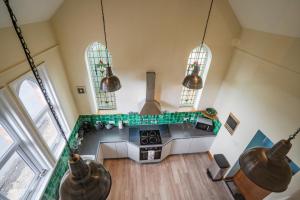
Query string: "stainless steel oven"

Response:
xmin=140 ymin=146 xmax=162 ymax=161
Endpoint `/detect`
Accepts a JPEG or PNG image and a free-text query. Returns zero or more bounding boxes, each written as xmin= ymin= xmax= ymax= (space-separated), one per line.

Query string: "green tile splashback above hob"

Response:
xmin=80 ymin=111 xmax=221 ymax=134
xmin=42 ymin=111 xmax=221 ymax=199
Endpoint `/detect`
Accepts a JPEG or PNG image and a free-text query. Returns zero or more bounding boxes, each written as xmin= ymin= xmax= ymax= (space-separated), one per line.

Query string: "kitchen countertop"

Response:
xmin=79 ymin=123 xmax=215 ymax=156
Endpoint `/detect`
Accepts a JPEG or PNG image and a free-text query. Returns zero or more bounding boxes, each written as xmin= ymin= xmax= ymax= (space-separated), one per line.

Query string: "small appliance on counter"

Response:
xmin=95 ymin=121 xmax=105 ymax=130
xmin=105 ymin=123 xmax=114 ymax=130
xmin=80 ymin=121 xmax=93 ymax=132
xmin=195 ymin=117 xmax=214 ymax=132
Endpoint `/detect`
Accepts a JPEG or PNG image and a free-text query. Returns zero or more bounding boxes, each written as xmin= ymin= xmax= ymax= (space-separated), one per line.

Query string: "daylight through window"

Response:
xmin=180 ymin=45 xmax=211 ymax=107
xmin=86 ymin=42 xmax=117 ymax=110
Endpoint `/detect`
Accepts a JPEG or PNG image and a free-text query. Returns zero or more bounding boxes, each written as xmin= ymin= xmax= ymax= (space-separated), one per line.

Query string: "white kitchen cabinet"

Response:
xmin=127 ymin=143 xmax=139 ymax=161
xmin=171 ymin=138 xmax=190 ymax=154
xmin=115 ymin=142 xmax=128 ymax=158
xmin=101 ymin=142 xmax=128 ymax=159
xmin=189 ymin=137 xmax=214 ymax=153
xmin=101 ymin=143 xmax=118 ymax=159
xmin=161 ymin=141 xmax=172 ymax=160
xmin=97 ymin=144 xmax=104 ymax=164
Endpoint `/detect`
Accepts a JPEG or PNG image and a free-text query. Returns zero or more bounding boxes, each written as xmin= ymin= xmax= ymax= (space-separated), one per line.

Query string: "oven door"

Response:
xmin=140 ymin=147 xmax=162 ymax=161
xmin=154 ymin=150 xmax=161 ymax=160
xmin=140 ymin=148 xmax=148 ymax=160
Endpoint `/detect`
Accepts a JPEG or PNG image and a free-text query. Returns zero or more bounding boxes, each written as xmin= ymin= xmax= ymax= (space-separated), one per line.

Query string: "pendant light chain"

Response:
xmin=100 ymin=0 xmax=111 ymax=67
xmin=3 ymin=0 xmax=74 ymax=156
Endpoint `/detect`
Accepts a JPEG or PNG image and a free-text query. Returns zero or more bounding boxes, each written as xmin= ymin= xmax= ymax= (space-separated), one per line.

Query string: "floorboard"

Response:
xmin=103 ymin=153 xmax=232 ymax=200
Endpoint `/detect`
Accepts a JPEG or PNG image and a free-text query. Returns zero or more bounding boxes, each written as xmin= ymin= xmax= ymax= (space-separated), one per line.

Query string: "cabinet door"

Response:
xmin=189 ymin=137 xmax=214 ymax=153
xmin=161 ymin=141 xmax=172 ymax=160
xmin=171 ymin=139 xmax=191 ymax=154
xmin=116 ymin=142 xmax=128 ymax=158
xmin=101 ymin=143 xmax=118 ymax=159
xmin=127 ymin=143 xmax=139 ymax=161
xmin=97 ymin=144 xmax=104 ymax=164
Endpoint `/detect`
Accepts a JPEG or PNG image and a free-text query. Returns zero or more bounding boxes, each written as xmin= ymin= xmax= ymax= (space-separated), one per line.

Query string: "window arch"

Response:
xmin=180 ymin=44 xmax=211 ymax=107
xmin=9 ymin=67 xmax=70 ymax=157
xmin=86 ymin=42 xmax=116 ymax=110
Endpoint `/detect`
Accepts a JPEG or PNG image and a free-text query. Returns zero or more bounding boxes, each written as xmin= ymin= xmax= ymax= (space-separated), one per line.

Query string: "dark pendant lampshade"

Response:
xmin=182 ymin=65 xmax=203 ymax=89
xmin=100 ymin=66 xmax=121 ymax=92
xmin=59 ymin=154 xmax=111 ymax=200
xmin=239 ymin=129 xmax=299 ymax=192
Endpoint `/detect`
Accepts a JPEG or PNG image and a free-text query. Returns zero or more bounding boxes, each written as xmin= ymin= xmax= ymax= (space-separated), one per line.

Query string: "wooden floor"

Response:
xmin=103 ymin=153 xmax=232 ymax=200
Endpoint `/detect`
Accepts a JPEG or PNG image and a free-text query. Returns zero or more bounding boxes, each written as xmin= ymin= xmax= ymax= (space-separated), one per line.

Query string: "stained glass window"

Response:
xmin=86 ymin=42 xmax=116 ymax=110
xmin=180 ymin=45 xmax=210 ymax=107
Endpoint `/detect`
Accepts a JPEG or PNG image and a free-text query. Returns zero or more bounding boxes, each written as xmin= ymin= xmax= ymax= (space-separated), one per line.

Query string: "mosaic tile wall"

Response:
xmin=42 ymin=111 xmax=222 ymax=199
xmin=42 ymin=119 xmax=81 ymax=200
xmin=80 ymin=111 xmax=222 ymax=134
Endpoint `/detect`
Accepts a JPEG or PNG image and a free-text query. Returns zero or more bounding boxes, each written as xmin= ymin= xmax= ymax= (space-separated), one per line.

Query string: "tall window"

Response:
xmin=180 ymin=45 xmax=211 ymax=107
xmin=0 ymin=92 xmax=48 ymax=200
xmin=9 ymin=66 xmax=69 ymax=157
xmin=18 ymin=80 xmax=61 ymax=150
xmin=86 ymin=42 xmax=116 ymax=110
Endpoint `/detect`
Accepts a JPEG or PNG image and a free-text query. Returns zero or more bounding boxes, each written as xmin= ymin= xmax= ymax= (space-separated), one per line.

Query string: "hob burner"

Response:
xmin=139 ymin=130 xmax=162 ymax=145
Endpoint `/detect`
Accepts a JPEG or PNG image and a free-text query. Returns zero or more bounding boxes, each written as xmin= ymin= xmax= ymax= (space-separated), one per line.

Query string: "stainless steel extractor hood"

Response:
xmin=140 ymin=72 xmax=162 ymax=115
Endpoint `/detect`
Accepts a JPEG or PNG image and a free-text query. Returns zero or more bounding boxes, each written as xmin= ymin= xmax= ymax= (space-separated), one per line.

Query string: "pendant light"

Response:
xmin=239 ymin=128 xmax=299 ymax=192
xmin=99 ymin=0 xmax=121 ymax=92
xmin=182 ymin=0 xmax=214 ymax=89
xmin=3 ymin=1 xmax=112 ymax=199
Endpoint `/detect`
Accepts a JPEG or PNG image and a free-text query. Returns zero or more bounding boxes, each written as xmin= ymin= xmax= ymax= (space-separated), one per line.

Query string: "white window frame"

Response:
xmin=0 ymin=90 xmax=50 ymax=200
xmin=9 ymin=64 xmax=70 ymax=159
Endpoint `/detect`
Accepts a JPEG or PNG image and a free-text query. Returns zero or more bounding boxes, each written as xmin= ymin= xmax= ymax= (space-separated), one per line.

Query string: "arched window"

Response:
xmin=9 ymin=66 xmax=69 ymax=157
xmin=180 ymin=44 xmax=211 ymax=107
xmin=86 ymin=42 xmax=116 ymax=110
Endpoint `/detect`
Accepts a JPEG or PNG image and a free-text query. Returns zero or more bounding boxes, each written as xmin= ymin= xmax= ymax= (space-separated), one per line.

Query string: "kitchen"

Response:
xmin=78 ymin=72 xmax=218 ymax=165
xmin=0 ymin=0 xmax=300 ymax=200
xmin=79 ymin=116 xmax=217 ymax=164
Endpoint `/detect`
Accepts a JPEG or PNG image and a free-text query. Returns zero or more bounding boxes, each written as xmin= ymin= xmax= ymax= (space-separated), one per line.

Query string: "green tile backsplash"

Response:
xmin=81 ymin=111 xmax=221 ymax=134
xmin=42 ymin=119 xmax=81 ymax=200
xmin=42 ymin=111 xmax=222 ymax=199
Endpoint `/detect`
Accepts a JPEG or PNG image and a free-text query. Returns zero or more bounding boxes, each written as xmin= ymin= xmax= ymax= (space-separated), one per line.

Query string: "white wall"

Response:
xmin=51 ymin=0 xmax=240 ymax=114
xmin=0 ymin=21 xmax=78 ymax=131
xmin=210 ymin=29 xmax=300 ymax=199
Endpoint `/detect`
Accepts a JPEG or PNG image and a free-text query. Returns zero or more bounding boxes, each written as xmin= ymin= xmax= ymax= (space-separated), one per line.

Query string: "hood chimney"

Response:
xmin=140 ymin=72 xmax=161 ymax=115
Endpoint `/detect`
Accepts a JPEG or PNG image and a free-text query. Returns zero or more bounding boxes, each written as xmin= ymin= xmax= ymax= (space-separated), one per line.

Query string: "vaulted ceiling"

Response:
xmin=228 ymin=0 xmax=300 ymax=37
xmin=1 ymin=0 xmax=300 ymax=38
xmin=0 ymin=0 xmax=63 ymax=28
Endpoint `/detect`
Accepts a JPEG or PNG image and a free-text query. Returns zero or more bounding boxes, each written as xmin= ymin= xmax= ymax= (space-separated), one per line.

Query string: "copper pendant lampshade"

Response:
xmin=182 ymin=0 xmax=213 ymax=90
xmin=182 ymin=65 xmax=203 ymax=89
xmin=100 ymin=66 xmax=121 ymax=92
xmin=59 ymin=154 xmax=112 ymax=200
xmin=99 ymin=0 xmax=121 ymax=92
xmin=239 ymin=128 xmax=299 ymax=192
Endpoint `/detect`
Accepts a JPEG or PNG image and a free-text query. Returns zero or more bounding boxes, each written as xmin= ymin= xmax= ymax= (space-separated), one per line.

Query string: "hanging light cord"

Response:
xmin=100 ymin=0 xmax=111 ymax=67
xmin=3 ymin=0 xmax=74 ymax=156
xmin=288 ymin=128 xmax=300 ymax=141
xmin=192 ymin=0 xmax=214 ymax=74
xmin=199 ymin=0 xmax=214 ymax=51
